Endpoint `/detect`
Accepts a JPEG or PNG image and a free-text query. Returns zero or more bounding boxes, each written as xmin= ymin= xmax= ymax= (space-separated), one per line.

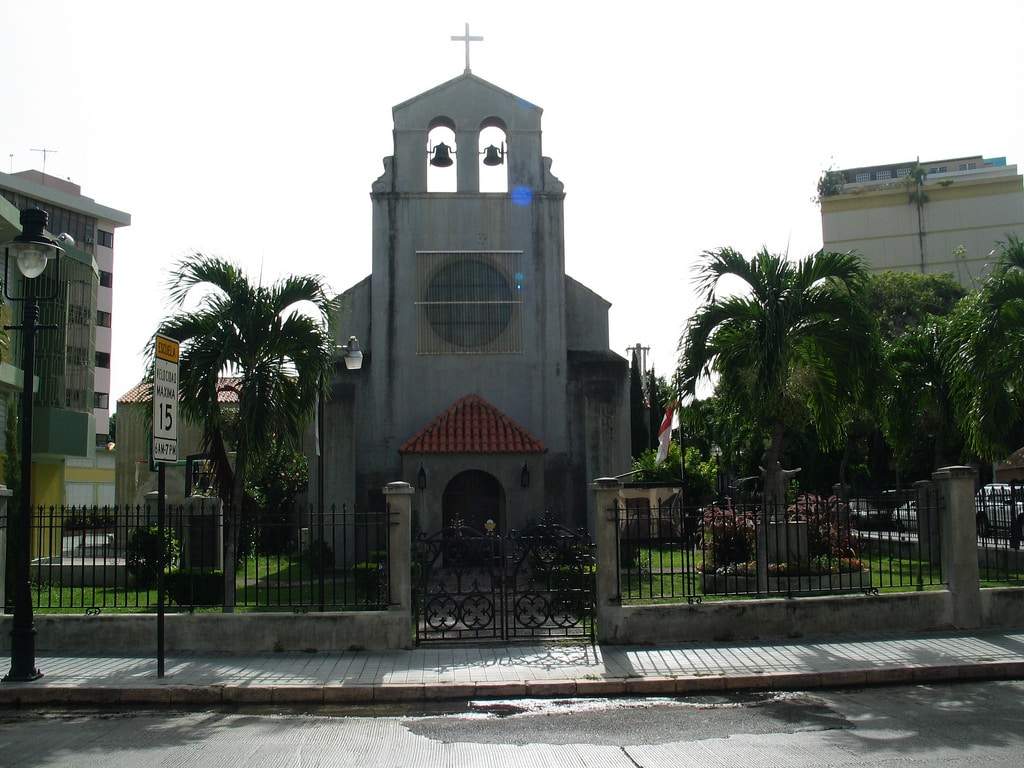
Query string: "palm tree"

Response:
xmin=882 ymin=318 xmax=960 ymax=471
xmin=678 ymin=247 xmax=876 ymax=503
xmin=945 ymin=236 xmax=1024 ymax=459
xmin=149 ymin=254 xmax=336 ymax=608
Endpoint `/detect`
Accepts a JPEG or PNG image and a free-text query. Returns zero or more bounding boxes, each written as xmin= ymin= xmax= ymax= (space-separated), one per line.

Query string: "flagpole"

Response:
xmin=677 ymin=383 xmax=685 ymax=488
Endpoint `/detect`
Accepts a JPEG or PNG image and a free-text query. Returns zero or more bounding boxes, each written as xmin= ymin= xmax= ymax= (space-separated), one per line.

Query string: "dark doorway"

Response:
xmin=442 ymin=470 xmax=505 ymax=532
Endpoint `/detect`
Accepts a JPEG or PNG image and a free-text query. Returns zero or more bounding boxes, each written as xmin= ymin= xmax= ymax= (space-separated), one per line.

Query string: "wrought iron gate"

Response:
xmin=414 ymin=514 xmax=595 ymax=644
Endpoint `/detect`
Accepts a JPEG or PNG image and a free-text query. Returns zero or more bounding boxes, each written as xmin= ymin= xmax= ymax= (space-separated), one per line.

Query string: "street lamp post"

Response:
xmin=316 ymin=336 xmax=362 ymax=610
xmin=2 ymin=208 xmax=66 ymax=683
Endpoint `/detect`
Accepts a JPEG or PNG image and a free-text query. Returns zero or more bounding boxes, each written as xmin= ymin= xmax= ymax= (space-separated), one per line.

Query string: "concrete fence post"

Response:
xmin=0 ymin=486 xmax=10 ymax=609
xmin=592 ymin=477 xmax=622 ymax=640
xmin=932 ymin=466 xmax=981 ymax=628
xmin=383 ymin=482 xmax=414 ymax=626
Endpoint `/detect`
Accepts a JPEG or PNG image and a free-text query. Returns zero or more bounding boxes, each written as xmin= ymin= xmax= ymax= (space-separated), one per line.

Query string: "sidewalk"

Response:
xmin=2 ymin=630 xmax=1023 ymax=706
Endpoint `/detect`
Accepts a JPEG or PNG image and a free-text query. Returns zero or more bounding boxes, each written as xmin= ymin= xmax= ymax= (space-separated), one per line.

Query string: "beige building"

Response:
xmin=820 ymin=155 xmax=1024 ymax=287
xmin=115 ymin=378 xmax=239 ymax=506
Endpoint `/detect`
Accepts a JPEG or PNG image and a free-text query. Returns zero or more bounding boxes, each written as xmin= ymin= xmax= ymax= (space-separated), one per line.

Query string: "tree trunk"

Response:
xmin=838 ymin=435 xmax=852 ymax=498
xmin=223 ymin=443 xmax=246 ymax=614
xmin=762 ymin=421 xmax=787 ymax=511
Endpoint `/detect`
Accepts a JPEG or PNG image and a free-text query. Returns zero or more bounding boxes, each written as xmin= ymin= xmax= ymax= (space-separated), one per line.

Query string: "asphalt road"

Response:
xmin=1 ymin=681 xmax=1022 ymax=767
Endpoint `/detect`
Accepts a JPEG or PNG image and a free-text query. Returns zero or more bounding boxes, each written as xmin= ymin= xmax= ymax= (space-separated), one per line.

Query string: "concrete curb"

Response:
xmin=1 ymin=661 xmax=1022 ymax=707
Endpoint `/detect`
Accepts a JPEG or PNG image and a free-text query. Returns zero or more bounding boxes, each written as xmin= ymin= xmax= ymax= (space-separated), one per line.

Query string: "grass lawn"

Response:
xmin=28 ymin=554 xmax=388 ymax=614
xmin=619 ymin=545 xmax=1022 ymax=604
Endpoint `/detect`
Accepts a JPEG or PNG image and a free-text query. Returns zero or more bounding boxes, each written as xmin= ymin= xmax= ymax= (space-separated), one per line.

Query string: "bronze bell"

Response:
xmin=482 ymin=144 xmax=505 ymax=166
xmin=429 ymin=142 xmax=454 ymax=167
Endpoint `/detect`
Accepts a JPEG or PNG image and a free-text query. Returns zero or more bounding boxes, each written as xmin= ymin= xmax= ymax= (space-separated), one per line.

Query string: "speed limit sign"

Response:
xmin=152 ymin=334 xmax=179 ymax=463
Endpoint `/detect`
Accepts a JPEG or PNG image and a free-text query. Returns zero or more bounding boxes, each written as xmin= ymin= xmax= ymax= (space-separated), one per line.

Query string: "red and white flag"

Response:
xmin=656 ymin=401 xmax=677 ymax=464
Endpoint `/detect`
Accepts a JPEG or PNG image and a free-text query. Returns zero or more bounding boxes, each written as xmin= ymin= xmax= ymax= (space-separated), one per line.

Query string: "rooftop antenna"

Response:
xmin=7 ymin=154 xmax=12 ymax=173
xmin=30 ymin=147 xmax=58 ymax=179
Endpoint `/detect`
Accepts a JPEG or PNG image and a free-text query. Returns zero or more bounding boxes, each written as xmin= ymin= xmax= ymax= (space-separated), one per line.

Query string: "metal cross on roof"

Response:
xmin=451 ymin=22 xmax=483 ymax=74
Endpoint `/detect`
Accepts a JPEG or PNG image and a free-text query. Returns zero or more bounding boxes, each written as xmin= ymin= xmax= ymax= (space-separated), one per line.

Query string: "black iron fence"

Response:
xmin=9 ymin=503 xmax=391 ymax=613
xmin=977 ymin=482 xmax=1024 ymax=585
xmin=614 ymin=490 xmax=945 ymax=603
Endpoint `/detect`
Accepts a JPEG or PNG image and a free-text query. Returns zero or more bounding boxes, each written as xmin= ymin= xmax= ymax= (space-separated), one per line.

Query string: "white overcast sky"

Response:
xmin=1 ymin=0 xmax=1022 ymax=408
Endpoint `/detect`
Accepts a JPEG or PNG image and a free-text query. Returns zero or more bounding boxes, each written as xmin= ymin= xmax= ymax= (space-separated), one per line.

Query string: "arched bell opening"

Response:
xmin=442 ymin=469 xmax=505 ymax=533
xmin=478 ymin=119 xmax=508 ymax=194
xmin=427 ymin=117 xmax=457 ymax=193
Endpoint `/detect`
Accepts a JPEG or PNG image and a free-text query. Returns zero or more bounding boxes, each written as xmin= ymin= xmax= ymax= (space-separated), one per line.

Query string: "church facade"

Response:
xmin=318 ymin=72 xmax=629 ymax=535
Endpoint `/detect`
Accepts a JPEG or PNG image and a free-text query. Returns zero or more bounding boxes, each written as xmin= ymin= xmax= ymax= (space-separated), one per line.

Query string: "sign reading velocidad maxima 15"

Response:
xmin=152 ymin=335 xmax=180 ymax=463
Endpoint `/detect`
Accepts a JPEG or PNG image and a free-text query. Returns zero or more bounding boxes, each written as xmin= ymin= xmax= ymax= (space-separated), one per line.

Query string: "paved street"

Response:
xmin=1 ymin=681 xmax=1022 ymax=767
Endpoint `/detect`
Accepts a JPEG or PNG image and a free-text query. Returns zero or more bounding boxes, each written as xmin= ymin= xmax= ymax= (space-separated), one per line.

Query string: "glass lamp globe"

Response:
xmin=12 ymin=242 xmax=53 ymax=279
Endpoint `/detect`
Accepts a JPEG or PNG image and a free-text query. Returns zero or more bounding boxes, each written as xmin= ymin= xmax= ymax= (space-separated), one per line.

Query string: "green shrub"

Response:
xmin=700 ymin=504 xmax=756 ymax=574
xmin=552 ymin=563 xmax=596 ymax=589
xmin=353 ymin=561 xmax=383 ymax=596
xmin=165 ymin=569 xmax=224 ymax=607
xmin=304 ymin=540 xmax=335 ymax=574
xmin=126 ymin=526 xmax=180 ymax=588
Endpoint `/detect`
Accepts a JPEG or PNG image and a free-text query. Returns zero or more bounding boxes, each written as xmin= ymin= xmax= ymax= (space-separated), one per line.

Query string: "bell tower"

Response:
xmin=380 ymin=73 xmax=548 ymax=196
xmin=353 ymin=67 xmax=571 ymax=509
xmin=326 ymin=59 xmax=629 ymax=530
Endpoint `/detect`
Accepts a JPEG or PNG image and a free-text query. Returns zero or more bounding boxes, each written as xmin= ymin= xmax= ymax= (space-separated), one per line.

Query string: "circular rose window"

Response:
xmin=426 ymin=259 xmax=513 ymax=348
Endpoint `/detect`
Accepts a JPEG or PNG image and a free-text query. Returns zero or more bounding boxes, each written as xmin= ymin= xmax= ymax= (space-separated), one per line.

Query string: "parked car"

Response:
xmin=891 ymin=500 xmax=918 ymax=533
xmin=975 ymin=484 xmax=1024 ymax=540
xmin=849 ymin=497 xmax=916 ymax=532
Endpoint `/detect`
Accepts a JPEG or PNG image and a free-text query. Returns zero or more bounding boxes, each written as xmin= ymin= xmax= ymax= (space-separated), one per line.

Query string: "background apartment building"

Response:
xmin=0 ymin=169 xmax=129 ymax=447
xmin=0 ymin=170 xmax=129 ymax=511
xmin=820 ymin=155 xmax=1024 ymax=288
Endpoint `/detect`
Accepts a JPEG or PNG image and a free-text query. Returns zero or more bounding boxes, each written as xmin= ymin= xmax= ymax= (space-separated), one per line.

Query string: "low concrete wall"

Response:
xmin=0 ymin=611 xmax=412 ymax=654
xmin=980 ymin=588 xmax=1024 ymax=630
xmin=600 ymin=591 xmax=955 ymax=645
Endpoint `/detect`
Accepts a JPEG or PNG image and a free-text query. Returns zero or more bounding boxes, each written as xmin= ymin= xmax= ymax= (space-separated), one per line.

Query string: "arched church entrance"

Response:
xmin=442 ymin=470 xmax=505 ymax=532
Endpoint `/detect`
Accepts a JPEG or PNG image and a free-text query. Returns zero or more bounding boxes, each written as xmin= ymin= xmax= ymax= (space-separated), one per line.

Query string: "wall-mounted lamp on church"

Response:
xmin=520 ymin=462 xmax=530 ymax=488
xmin=428 ymin=142 xmax=455 ymax=168
xmin=339 ymin=336 xmax=363 ymax=370
xmin=417 ymin=464 xmax=427 ymax=491
xmin=481 ymin=143 xmax=505 ymax=166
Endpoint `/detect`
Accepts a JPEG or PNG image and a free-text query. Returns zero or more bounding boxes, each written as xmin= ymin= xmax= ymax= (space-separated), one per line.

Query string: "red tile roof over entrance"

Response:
xmin=118 ymin=377 xmax=242 ymax=405
xmin=399 ymin=394 xmax=545 ymax=455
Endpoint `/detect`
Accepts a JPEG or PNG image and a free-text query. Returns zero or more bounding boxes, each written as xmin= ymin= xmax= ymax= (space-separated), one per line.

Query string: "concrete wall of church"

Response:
xmin=362 ymin=192 xmax=570 ymax=513
xmin=565 ymin=275 xmax=611 ymax=351
xmin=335 ymin=275 xmax=371 ymax=349
xmin=398 ymin=453 xmax=545 ymax=534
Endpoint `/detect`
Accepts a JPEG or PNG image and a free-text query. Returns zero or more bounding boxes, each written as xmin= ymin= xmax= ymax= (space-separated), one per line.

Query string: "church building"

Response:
xmin=319 ymin=61 xmax=630 ymax=535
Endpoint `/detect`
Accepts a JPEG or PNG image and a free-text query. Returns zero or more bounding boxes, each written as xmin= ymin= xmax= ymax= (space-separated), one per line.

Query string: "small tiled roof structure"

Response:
xmin=399 ymin=394 xmax=545 ymax=455
xmin=117 ymin=377 xmax=242 ymax=405
xmin=1001 ymin=446 xmax=1024 ymax=469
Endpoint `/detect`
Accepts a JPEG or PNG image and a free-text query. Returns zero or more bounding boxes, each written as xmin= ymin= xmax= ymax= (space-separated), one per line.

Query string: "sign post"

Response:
xmin=153 ymin=334 xmax=179 ymax=678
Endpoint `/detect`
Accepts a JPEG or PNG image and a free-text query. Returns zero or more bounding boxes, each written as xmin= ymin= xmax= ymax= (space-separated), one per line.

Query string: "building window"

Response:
xmin=875 ymin=169 xmax=891 ymax=180
xmin=97 ymin=310 xmax=112 ymax=327
xmin=896 ymin=167 xmax=911 ymax=178
xmin=97 ymin=229 xmax=114 ymax=248
xmin=94 ymin=392 xmax=109 ymax=409
xmin=99 ymin=270 xmax=113 ymax=288
xmin=415 ymin=251 xmax=524 ymax=354
xmin=95 ymin=433 xmax=110 ymax=447
xmin=95 ymin=351 xmax=110 ymax=368
xmin=855 ymin=172 xmax=870 ymax=182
